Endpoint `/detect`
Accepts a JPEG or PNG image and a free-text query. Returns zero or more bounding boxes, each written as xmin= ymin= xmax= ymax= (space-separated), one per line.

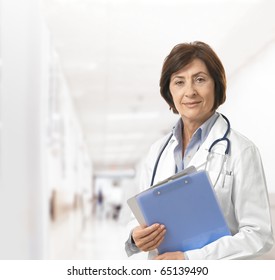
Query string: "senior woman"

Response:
xmin=125 ymin=41 xmax=273 ymax=260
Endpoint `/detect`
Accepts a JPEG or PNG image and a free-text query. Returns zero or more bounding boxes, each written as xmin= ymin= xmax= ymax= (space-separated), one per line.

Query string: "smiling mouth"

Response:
xmin=183 ymin=101 xmax=201 ymax=107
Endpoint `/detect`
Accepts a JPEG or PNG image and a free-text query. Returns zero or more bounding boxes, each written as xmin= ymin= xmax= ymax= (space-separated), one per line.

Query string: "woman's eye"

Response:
xmin=195 ymin=76 xmax=205 ymax=83
xmin=175 ymin=80 xmax=184 ymax=86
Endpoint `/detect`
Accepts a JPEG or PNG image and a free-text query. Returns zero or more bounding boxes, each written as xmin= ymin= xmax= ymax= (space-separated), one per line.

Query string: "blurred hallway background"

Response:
xmin=51 ymin=194 xmax=275 ymax=260
xmin=0 ymin=0 xmax=275 ymax=259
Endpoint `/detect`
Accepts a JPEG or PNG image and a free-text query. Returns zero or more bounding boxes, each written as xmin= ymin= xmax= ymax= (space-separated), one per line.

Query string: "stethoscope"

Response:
xmin=150 ymin=114 xmax=231 ymax=187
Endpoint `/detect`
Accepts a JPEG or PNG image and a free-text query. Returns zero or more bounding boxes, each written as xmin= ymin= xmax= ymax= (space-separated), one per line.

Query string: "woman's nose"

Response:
xmin=184 ymin=82 xmax=197 ymax=97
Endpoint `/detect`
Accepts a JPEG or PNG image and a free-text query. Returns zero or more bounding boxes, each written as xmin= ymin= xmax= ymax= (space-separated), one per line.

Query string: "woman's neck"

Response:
xmin=181 ymin=112 xmax=215 ymax=153
xmin=182 ymin=123 xmax=199 ymax=154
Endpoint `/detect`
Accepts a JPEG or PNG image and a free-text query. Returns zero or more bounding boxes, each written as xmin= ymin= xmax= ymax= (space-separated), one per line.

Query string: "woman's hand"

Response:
xmin=132 ymin=223 xmax=166 ymax=252
xmin=154 ymin=251 xmax=185 ymax=260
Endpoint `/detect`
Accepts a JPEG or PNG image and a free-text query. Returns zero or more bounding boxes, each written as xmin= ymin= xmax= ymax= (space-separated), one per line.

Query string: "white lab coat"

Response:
xmin=128 ymin=113 xmax=274 ymax=259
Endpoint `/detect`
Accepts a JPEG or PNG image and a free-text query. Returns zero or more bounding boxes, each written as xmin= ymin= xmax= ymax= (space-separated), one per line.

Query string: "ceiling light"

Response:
xmin=87 ymin=62 xmax=97 ymax=71
xmin=107 ymin=112 xmax=159 ymax=121
xmin=51 ymin=113 xmax=61 ymax=121
xmin=106 ymin=133 xmax=145 ymax=141
xmin=105 ymin=145 xmax=135 ymax=152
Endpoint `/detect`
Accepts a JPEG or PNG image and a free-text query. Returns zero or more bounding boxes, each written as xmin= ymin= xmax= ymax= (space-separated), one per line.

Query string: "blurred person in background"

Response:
xmin=96 ymin=188 xmax=104 ymax=220
xmin=125 ymin=41 xmax=274 ymax=260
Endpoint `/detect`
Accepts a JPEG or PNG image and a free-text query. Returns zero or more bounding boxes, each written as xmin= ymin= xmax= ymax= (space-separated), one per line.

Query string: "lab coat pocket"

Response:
xmin=208 ymin=171 xmax=233 ymax=216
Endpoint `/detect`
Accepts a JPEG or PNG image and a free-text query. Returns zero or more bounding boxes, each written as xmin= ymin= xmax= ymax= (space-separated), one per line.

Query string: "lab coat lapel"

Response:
xmin=155 ymin=136 xmax=178 ymax=182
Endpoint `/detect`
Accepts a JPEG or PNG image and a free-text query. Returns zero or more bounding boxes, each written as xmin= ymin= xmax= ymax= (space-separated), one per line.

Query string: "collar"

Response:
xmin=172 ymin=112 xmax=219 ymax=145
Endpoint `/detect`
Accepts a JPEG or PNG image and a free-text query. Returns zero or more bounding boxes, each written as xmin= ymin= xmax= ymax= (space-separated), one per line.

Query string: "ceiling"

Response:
xmin=42 ymin=0 xmax=275 ymax=173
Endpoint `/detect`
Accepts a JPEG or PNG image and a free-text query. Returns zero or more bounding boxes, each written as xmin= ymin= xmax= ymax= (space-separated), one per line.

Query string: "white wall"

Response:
xmin=0 ymin=0 xmax=49 ymax=259
xmin=220 ymin=40 xmax=275 ymax=193
xmin=0 ymin=0 xmax=93 ymax=259
xmin=47 ymin=63 xmax=93 ymax=205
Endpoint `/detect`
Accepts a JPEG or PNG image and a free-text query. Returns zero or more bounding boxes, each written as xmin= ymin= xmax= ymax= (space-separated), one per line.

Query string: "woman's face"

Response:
xmin=169 ymin=58 xmax=215 ymax=125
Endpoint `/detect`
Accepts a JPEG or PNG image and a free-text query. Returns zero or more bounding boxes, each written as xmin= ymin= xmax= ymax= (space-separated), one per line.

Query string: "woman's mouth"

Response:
xmin=183 ymin=101 xmax=201 ymax=108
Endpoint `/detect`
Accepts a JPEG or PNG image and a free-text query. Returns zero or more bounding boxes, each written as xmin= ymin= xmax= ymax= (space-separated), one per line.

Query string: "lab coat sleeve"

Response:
xmin=185 ymin=145 xmax=274 ymax=260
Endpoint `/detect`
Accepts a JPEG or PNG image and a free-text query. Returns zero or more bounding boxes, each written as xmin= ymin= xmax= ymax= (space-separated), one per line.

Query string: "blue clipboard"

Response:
xmin=127 ymin=168 xmax=231 ymax=254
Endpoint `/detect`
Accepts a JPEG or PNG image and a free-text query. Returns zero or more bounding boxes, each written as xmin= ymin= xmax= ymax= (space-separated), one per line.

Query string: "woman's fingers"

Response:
xmin=143 ymin=232 xmax=166 ymax=251
xmin=132 ymin=223 xmax=166 ymax=251
xmin=154 ymin=251 xmax=185 ymax=260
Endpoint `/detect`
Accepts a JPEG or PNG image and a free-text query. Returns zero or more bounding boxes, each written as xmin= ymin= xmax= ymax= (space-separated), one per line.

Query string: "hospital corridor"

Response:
xmin=48 ymin=202 xmax=128 ymax=259
xmin=1 ymin=0 xmax=275 ymax=262
xmin=48 ymin=177 xmax=138 ymax=260
xmin=48 ymin=194 xmax=275 ymax=260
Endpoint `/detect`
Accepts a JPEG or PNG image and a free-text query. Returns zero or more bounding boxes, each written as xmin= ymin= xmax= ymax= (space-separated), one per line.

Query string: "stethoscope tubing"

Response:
xmin=150 ymin=133 xmax=173 ymax=187
xmin=150 ymin=114 xmax=231 ymax=186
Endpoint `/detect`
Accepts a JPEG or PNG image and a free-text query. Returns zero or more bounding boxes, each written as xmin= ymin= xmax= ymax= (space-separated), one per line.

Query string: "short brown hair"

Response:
xmin=159 ymin=41 xmax=226 ymax=114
